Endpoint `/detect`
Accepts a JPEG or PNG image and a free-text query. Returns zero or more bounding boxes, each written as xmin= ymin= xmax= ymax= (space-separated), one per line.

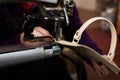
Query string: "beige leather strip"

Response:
xmin=72 ymin=17 xmax=117 ymax=61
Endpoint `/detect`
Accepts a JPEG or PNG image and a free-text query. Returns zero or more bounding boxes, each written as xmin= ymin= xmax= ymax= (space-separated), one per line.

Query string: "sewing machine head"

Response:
xmin=22 ymin=0 xmax=76 ymax=41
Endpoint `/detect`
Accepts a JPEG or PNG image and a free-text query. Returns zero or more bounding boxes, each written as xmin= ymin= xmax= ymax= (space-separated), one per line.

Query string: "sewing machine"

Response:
xmin=0 ymin=0 xmax=76 ymax=68
xmin=23 ymin=0 xmax=75 ymax=41
xmin=0 ymin=0 xmax=120 ymax=76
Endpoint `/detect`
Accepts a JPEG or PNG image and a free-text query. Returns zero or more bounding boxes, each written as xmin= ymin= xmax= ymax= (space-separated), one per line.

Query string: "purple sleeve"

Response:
xmin=63 ymin=6 xmax=103 ymax=66
xmin=63 ymin=6 xmax=102 ymax=54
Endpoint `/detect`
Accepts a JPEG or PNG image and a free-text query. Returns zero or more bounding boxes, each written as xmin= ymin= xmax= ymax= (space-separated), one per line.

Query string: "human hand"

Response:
xmin=32 ymin=26 xmax=52 ymax=37
xmin=20 ymin=26 xmax=52 ymax=47
xmin=91 ymin=59 xmax=110 ymax=76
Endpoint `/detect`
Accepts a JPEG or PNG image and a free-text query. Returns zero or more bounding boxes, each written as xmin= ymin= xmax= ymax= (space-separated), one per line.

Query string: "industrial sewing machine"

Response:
xmin=23 ymin=0 xmax=75 ymax=41
xmin=0 ymin=0 xmax=76 ymax=68
xmin=0 ymin=0 xmax=120 ymax=77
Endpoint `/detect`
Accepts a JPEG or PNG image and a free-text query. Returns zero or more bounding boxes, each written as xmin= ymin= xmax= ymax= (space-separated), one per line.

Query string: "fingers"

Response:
xmin=92 ymin=60 xmax=110 ymax=76
xmin=20 ymin=26 xmax=53 ymax=47
xmin=32 ymin=27 xmax=52 ymax=37
xmin=100 ymin=64 xmax=110 ymax=76
xmin=32 ymin=27 xmax=53 ymax=42
xmin=92 ymin=60 xmax=104 ymax=76
xmin=21 ymin=41 xmax=47 ymax=47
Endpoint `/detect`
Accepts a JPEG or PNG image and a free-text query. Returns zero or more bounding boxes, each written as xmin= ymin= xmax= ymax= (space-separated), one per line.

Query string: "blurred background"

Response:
xmin=68 ymin=0 xmax=120 ymax=80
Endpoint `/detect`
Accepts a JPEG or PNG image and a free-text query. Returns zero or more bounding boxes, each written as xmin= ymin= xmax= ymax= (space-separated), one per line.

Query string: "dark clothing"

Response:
xmin=0 ymin=3 xmax=102 ymax=80
xmin=0 ymin=4 xmax=23 ymax=46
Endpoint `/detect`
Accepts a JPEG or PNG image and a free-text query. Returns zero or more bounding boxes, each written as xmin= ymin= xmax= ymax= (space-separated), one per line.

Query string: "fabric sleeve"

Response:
xmin=63 ymin=6 xmax=102 ymax=54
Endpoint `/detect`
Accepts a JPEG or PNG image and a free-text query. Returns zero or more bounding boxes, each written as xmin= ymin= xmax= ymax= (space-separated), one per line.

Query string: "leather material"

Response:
xmin=56 ymin=17 xmax=120 ymax=74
